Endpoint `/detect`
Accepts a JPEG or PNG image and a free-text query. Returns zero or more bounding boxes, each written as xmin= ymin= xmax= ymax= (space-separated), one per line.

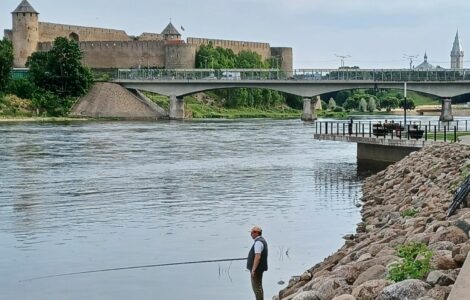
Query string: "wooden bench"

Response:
xmin=372 ymin=124 xmax=388 ymax=137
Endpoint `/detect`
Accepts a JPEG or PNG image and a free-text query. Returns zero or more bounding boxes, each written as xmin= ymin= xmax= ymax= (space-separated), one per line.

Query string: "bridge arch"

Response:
xmin=119 ymin=81 xmax=470 ymax=99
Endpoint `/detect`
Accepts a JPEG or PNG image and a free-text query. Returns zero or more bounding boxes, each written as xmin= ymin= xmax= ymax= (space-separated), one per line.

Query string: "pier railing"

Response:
xmin=315 ymin=120 xmax=464 ymax=142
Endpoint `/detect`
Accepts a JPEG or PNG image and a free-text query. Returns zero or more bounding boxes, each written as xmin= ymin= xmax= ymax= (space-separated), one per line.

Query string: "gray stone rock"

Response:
xmin=317 ymin=278 xmax=349 ymax=300
xmin=425 ymin=285 xmax=451 ymax=300
xmin=292 ymin=290 xmax=321 ymax=300
xmin=353 ymin=265 xmax=387 ymax=286
xmin=332 ymin=295 xmax=356 ymax=300
xmin=426 ymin=270 xmax=455 ymax=286
xmin=376 ymin=279 xmax=431 ymax=300
xmin=352 ymin=279 xmax=391 ymax=300
xmin=452 ymin=219 xmax=470 ymax=237
xmin=429 ymin=226 xmax=468 ymax=245
xmin=430 ymin=250 xmax=458 ymax=270
xmin=428 ymin=241 xmax=455 ymax=252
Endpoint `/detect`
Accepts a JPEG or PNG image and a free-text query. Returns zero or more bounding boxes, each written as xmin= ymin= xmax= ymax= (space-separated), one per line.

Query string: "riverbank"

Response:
xmin=0 ymin=116 xmax=91 ymax=122
xmin=277 ymin=143 xmax=470 ymax=300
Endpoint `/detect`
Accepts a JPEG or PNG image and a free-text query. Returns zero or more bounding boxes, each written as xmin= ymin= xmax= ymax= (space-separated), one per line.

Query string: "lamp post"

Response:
xmin=404 ymin=82 xmax=407 ymax=126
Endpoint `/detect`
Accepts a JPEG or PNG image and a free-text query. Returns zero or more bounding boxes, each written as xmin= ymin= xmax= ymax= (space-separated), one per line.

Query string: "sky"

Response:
xmin=1 ymin=0 xmax=469 ymax=69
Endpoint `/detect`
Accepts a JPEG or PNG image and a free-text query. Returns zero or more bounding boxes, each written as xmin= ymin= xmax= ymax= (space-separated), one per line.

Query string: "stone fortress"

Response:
xmin=3 ymin=0 xmax=293 ymax=72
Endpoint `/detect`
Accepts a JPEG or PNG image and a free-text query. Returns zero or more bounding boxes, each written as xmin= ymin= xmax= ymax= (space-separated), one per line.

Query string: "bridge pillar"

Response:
xmin=301 ymin=98 xmax=317 ymax=121
xmin=440 ymin=98 xmax=454 ymax=122
xmin=169 ymin=95 xmax=185 ymax=120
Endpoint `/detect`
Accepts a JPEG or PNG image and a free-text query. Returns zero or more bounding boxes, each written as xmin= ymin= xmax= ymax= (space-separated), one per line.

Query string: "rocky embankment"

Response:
xmin=276 ymin=143 xmax=470 ymax=300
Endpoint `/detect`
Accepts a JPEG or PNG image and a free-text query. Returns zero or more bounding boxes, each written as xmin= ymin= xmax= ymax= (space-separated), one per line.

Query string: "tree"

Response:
xmin=343 ymin=97 xmax=359 ymax=111
xmin=367 ymin=98 xmax=377 ymax=112
xmin=358 ymin=98 xmax=368 ymax=112
xmin=195 ymin=44 xmax=286 ymax=109
xmin=27 ymin=37 xmax=93 ymax=98
xmin=0 ymin=38 xmax=14 ymax=92
xmin=328 ymin=98 xmax=336 ymax=110
xmin=335 ymin=90 xmax=352 ymax=107
xmin=399 ymin=98 xmax=416 ymax=111
xmin=381 ymin=96 xmax=400 ymax=112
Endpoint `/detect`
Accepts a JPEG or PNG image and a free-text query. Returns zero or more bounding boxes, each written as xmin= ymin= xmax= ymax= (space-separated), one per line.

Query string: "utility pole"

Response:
xmin=335 ymin=54 xmax=351 ymax=68
xmin=403 ymin=54 xmax=419 ymax=70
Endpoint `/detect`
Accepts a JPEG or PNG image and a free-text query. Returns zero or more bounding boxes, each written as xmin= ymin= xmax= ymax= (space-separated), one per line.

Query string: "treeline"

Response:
xmin=195 ymin=43 xmax=302 ymax=109
xmin=0 ymin=37 xmax=92 ymax=117
xmin=322 ymin=89 xmax=417 ymax=113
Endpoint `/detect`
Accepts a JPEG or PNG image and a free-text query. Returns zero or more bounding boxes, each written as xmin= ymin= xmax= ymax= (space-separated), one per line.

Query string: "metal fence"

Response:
xmin=315 ymin=120 xmax=462 ymax=142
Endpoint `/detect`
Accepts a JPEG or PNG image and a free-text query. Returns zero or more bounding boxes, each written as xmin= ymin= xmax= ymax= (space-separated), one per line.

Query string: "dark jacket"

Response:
xmin=247 ymin=236 xmax=268 ymax=272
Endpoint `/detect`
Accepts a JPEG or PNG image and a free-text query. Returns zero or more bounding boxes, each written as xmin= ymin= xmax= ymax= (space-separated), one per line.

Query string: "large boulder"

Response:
xmin=429 ymin=226 xmax=468 ymax=245
xmin=352 ymin=279 xmax=391 ymax=300
xmin=425 ymin=270 xmax=455 ymax=286
xmin=430 ymin=250 xmax=458 ymax=270
xmin=292 ymin=291 xmax=322 ymax=300
xmin=353 ymin=265 xmax=387 ymax=286
xmin=376 ymin=279 xmax=430 ymax=300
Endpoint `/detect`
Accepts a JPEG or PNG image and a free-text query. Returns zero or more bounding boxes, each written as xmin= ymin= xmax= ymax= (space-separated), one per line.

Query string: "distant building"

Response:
xmin=451 ymin=30 xmax=464 ymax=69
xmin=415 ymin=52 xmax=435 ymax=70
xmin=4 ymin=0 xmax=293 ymax=72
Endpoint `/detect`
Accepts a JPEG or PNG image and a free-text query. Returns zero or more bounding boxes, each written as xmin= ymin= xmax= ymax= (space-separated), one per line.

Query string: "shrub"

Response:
xmin=388 ymin=242 xmax=433 ymax=282
xmin=333 ymin=107 xmax=344 ymax=112
xmin=400 ymin=208 xmax=418 ymax=217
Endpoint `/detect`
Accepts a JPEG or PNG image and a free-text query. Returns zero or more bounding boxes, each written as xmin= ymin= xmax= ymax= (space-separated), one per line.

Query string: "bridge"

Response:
xmin=114 ymin=68 xmax=470 ymax=120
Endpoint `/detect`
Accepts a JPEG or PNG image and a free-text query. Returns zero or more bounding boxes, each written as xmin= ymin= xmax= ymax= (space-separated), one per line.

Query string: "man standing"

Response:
xmin=247 ymin=226 xmax=268 ymax=300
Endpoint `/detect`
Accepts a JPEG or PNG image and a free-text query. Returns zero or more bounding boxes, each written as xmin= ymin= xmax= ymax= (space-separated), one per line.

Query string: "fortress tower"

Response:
xmin=11 ymin=0 xmax=39 ymax=67
xmin=451 ymin=30 xmax=464 ymax=69
xmin=161 ymin=22 xmax=181 ymax=41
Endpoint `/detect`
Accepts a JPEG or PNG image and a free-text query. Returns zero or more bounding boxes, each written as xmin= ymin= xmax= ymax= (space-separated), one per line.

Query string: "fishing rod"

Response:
xmin=24 ymin=257 xmax=247 ymax=282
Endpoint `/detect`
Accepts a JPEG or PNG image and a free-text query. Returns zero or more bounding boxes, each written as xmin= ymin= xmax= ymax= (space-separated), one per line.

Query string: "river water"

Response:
xmin=0 ymin=119 xmax=363 ymax=300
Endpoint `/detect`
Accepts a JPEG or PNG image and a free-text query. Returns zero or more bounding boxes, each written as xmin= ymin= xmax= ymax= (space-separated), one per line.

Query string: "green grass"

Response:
xmin=142 ymin=91 xmax=302 ymax=119
xmin=185 ymin=96 xmax=301 ymax=119
xmin=142 ymin=92 xmax=170 ymax=110
xmin=408 ymin=91 xmax=440 ymax=106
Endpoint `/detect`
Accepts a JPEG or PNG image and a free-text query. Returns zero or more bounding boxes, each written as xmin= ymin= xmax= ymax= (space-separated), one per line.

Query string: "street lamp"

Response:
xmin=404 ymin=82 xmax=407 ymax=126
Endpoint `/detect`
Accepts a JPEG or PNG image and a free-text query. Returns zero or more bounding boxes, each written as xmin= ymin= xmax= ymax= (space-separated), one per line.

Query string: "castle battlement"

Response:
xmin=6 ymin=0 xmax=293 ymax=71
xmin=187 ymin=37 xmax=270 ymax=49
xmin=39 ymin=22 xmax=129 ymax=35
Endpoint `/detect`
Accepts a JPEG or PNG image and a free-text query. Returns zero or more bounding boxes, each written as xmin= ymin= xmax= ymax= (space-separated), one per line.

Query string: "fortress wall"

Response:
xmin=38 ymin=22 xmax=131 ymax=43
xmin=187 ymin=37 xmax=271 ymax=60
xmin=165 ymin=44 xmax=197 ymax=69
xmin=138 ymin=33 xmax=165 ymax=41
xmin=271 ymin=47 xmax=293 ymax=73
xmin=38 ymin=41 xmax=166 ymax=69
xmin=4 ymin=30 xmax=12 ymax=41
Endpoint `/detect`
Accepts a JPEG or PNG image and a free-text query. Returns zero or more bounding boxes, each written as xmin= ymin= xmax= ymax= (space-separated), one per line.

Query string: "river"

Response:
xmin=0 ymin=119 xmax=363 ymax=300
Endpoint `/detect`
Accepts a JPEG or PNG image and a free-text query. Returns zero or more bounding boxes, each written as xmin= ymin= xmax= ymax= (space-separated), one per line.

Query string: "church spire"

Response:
xmin=452 ymin=30 xmax=463 ymax=54
xmin=451 ymin=30 xmax=464 ymax=69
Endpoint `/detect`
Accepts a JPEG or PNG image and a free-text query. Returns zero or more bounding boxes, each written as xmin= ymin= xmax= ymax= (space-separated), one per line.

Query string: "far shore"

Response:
xmin=0 ymin=117 xmax=91 ymax=123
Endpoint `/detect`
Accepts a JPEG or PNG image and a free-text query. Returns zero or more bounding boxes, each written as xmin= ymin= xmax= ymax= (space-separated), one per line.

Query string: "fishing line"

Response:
xmin=23 ymin=257 xmax=247 ymax=282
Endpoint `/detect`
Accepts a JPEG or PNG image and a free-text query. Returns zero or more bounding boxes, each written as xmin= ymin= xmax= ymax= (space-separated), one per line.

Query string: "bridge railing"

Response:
xmin=315 ymin=120 xmax=464 ymax=142
xmin=115 ymin=68 xmax=470 ymax=82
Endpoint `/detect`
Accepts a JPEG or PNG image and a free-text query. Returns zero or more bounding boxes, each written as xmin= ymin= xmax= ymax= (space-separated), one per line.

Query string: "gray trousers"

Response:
xmin=251 ymin=271 xmax=264 ymax=300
